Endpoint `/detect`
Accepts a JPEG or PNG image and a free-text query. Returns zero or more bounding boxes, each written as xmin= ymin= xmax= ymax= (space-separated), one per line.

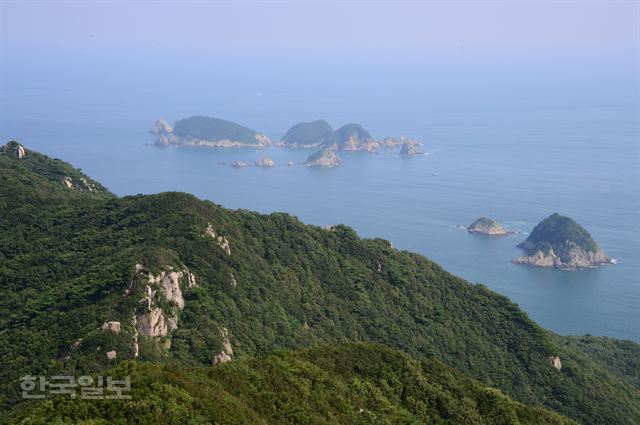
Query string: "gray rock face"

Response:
xmin=136 ymin=307 xmax=168 ymax=337
xmin=467 ymin=217 xmax=510 ymax=236
xmin=212 ymin=327 xmax=234 ymax=366
xmin=101 ymin=321 xmax=121 ymax=333
xmin=304 ymin=149 xmax=343 ymax=167
xmin=548 ymin=355 xmax=562 ymax=371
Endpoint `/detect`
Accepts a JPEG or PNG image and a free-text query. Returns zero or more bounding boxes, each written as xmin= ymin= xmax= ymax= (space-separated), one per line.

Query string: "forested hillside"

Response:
xmin=1 ymin=143 xmax=639 ymax=424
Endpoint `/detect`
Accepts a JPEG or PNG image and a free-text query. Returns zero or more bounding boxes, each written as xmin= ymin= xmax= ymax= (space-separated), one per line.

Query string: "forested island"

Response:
xmin=514 ymin=213 xmax=613 ymax=269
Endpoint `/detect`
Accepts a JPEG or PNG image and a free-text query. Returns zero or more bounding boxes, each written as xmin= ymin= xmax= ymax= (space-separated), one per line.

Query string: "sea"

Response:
xmin=1 ymin=50 xmax=638 ymax=341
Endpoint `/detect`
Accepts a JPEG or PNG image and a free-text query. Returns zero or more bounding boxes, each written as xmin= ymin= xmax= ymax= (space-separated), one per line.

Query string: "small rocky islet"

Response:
xmin=466 ymin=217 xmax=511 ymax=236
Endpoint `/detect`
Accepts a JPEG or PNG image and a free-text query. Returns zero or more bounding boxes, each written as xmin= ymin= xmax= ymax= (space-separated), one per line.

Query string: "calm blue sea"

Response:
xmin=1 ymin=51 xmax=638 ymax=341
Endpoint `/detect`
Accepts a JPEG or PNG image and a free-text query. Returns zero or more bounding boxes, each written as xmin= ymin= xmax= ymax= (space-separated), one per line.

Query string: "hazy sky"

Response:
xmin=1 ymin=1 xmax=638 ymax=54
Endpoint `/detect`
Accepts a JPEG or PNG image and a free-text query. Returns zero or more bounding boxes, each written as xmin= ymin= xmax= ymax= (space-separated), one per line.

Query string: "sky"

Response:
xmin=1 ymin=1 xmax=638 ymax=55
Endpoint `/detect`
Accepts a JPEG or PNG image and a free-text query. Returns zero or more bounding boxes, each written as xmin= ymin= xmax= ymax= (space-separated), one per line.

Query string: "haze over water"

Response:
xmin=1 ymin=2 xmax=638 ymax=341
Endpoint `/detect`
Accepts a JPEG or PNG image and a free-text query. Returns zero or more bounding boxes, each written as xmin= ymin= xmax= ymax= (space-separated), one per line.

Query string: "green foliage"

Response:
xmin=15 ymin=343 xmax=577 ymax=425
xmin=319 ymin=123 xmax=372 ymax=149
xmin=172 ymin=116 xmax=259 ymax=143
xmin=519 ymin=213 xmax=599 ymax=254
xmin=1 ymin=145 xmax=639 ymax=424
xmin=281 ymin=119 xmax=333 ymax=146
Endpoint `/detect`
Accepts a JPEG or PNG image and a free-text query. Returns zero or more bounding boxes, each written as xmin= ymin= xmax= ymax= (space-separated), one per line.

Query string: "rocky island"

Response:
xmin=467 ymin=217 xmax=510 ymax=236
xmin=277 ymin=119 xmax=334 ymax=148
xmin=514 ymin=213 xmax=612 ymax=269
xmin=150 ymin=116 xmax=270 ymax=148
xmin=278 ymin=120 xmax=421 ymax=154
xmin=304 ymin=148 xmax=343 ymax=167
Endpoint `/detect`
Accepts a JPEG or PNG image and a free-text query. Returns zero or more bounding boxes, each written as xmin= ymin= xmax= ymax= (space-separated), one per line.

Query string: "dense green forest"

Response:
xmin=1 ymin=143 xmax=639 ymax=424
xmin=15 ymin=343 xmax=576 ymax=425
xmin=518 ymin=213 xmax=600 ymax=254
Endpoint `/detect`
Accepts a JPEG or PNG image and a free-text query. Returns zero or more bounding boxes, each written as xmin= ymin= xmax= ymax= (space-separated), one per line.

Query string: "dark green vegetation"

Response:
xmin=16 ymin=343 xmax=576 ymax=425
xmin=172 ymin=116 xmax=260 ymax=143
xmin=518 ymin=213 xmax=599 ymax=254
xmin=321 ymin=123 xmax=372 ymax=149
xmin=280 ymin=119 xmax=333 ymax=147
xmin=2 ymin=144 xmax=639 ymax=424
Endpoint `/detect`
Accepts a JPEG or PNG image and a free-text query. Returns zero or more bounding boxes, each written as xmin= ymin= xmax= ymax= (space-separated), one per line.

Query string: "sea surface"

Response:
xmin=1 ymin=51 xmax=638 ymax=341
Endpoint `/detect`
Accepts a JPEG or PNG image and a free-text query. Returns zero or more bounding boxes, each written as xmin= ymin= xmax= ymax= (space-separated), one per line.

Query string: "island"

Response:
xmin=304 ymin=148 xmax=343 ymax=167
xmin=513 ymin=213 xmax=612 ymax=269
xmin=278 ymin=120 xmax=421 ymax=154
xmin=467 ymin=217 xmax=510 ymax=236
xmin=150 ymin=116 xmax=270 ymax=148
xmin=277 ymin=119 xmax=333 ymax=148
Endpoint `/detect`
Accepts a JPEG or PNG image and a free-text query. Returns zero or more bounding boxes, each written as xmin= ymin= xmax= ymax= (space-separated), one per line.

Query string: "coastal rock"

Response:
xmin=255 ymin=158 xmax=275 ymax=167
xmin=1 ymin=141 xmax=26 ymax=159
xmin=304 ymin=149 xmax=343 ymax=167
xmin=513 ymin=213 xmax=612 ymax=270
xmin=467 ymin=217 xmax=510 ymax=236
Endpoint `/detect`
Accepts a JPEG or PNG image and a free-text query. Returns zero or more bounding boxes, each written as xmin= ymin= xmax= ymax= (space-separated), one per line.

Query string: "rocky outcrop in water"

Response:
xmin=467 ymin=217 xmax=510 ymax=236
xmin=399 ymin=142 xmax=423 ymax=156
xmin=255 ymin=158 xmax=275 ymax=167
xmin=513 ymin=213 xmax=612 ymax=270
xmin=548 ymin=356 xmax=562 ymax=371
xmin=304 ymin=149 xmax=343 ymax=167
xmin=231 ymin=160 xmax=249 ymax=169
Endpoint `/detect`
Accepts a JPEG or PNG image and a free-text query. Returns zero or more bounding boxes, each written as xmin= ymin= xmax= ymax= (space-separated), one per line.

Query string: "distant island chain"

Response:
xmin=150 ymin=116 xmax=426 ymax=167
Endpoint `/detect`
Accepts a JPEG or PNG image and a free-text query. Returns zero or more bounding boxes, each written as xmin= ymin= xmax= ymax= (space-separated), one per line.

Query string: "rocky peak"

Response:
xmin=1 ymin=141 xmax=26 ymax=159
xmin=149 ymin=118 xmax=173 ymax=135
